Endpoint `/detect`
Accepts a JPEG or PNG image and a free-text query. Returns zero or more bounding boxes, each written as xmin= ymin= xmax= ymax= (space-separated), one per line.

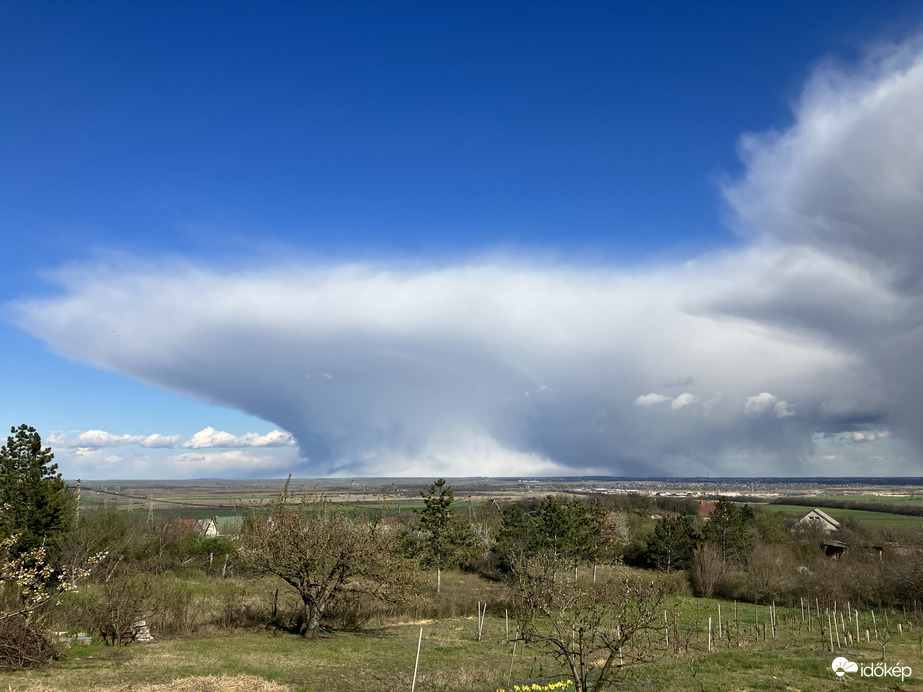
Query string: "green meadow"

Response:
xmin=4 ymin=590 xmax=922 ymax=691
xmin=763 ymin=503 xmax=923 ymax=530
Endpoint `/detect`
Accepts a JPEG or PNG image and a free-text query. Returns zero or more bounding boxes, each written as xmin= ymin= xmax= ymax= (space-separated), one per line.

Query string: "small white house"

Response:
xmin=796 ymin=508 xmax=841 ymax=534
xmin=195 ymin=517 xmax=220 ymax=538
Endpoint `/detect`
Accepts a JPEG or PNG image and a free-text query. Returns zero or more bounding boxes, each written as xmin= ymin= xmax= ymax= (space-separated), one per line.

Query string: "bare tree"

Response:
xmin=745 ymin=543 xmax=794 ymax=603
xmin=240 ymin=481 xmax=422 ymax=638
xmin=690 ymin=544 xmax=726 ymax=599
xmin=511 ymin=551 xmax=666 ymax=692
xmin=91 ymin=573 xmax=153 ymax=648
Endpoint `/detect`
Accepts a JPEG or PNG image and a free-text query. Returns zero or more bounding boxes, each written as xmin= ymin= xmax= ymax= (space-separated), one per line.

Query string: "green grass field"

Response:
xmin=808 ymin=494 xmax=923 ymax=506
xmin=4 ymin=593 xmax=922 ymax=691
xmin=759 ymin=503 xmax=923 ymax=530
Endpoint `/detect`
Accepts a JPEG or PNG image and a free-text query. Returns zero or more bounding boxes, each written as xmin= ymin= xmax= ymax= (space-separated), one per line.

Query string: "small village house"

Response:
xmin=172 ymin=516 xmax=220 ymax=537
xmin=795 ymin=508 xmax=840 ymax=534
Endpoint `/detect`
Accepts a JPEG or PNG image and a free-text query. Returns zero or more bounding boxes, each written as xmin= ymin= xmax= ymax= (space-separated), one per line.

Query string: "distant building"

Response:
xmin=196 ymin=517 xmax=220 ymax=538
xmin=698 ymin=501 xmax=716 ymax=518
xmin=796 ymin=508 xmax=841 ymax=534
xmin=822 ymin=539 xmax=848 ymax=559
xmin=173 ymin=516 xmax=220 ymax=537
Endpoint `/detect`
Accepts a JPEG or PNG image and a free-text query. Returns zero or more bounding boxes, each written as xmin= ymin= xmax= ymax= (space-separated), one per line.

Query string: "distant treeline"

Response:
xmin=557 ymin=492 xmax=702 ymax=516
xmin=769 ymin=496 xmax=923 ymax=517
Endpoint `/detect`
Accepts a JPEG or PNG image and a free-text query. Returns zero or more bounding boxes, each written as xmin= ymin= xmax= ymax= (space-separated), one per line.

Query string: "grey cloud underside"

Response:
xmin=721 ymin=39 xmax=923 ymax=465
xmin=10 ymin=260 xmax=870 ymax=476
xmin=13 ymin=37 xmax=923 ymax=476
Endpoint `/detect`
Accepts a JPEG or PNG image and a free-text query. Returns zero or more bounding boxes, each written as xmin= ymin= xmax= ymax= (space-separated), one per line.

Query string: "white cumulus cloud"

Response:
xmin=743 ymin=393 xmax=794 ymax=418
xmin=634 ymin=393 xmax=672 ymax=407
xmin=671 ymin=393 xmax=697 ymax=410
xmin=50 ymin=446 xmax=300 ymax=478
xmin=182 ymin=427 xmax=296 ymax=449
xmin=48 ymin=430 xmax=182 ymax=449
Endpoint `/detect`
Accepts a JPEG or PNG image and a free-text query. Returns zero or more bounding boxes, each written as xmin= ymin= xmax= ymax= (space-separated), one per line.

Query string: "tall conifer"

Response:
xmin=0 ymin=425 xmax=73 ymax=556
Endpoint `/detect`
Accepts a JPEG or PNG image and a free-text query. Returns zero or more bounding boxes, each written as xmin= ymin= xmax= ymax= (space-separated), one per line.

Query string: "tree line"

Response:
xmin=770 ymin=495 xmax=923 ymax=517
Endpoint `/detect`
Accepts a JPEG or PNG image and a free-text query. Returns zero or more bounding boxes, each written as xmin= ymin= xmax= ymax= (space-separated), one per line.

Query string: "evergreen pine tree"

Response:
xmin=416 ymin=478 xmax=475 ymax=592
xmin=495 ymin=496 xmax=604 ymax=577
xmin=646 ymin=514 xmax=699 ymax=572
xmin=0 ymin=425 xmax=74 ymax=556
xmin=703 ymin=497 xmax=755 ymax=565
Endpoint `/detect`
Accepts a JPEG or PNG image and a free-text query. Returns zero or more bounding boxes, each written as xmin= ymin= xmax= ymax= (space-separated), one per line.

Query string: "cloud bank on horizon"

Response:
xmin=43 ymin=427 xmax=300 ymax=478
xmin=13 ymin=38 xmax=923 ymax=478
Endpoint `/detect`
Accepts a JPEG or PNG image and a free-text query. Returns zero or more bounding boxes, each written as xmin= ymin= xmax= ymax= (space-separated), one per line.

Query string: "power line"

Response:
xmin=68 ymin=484 xmax=241 ymax=511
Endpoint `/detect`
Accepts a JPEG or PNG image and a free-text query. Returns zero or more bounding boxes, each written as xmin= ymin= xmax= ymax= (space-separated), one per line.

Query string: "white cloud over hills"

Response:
xmin=48 ymin=430 xmax=181 ymax=449
xmin=182 ymin=427 xmax=296 ymax=449
xmin=62 ymin=448 xmax=299 ymax=479
xmin=46 ymin=428 xmax=300 ymax=479
xmin=15 ymin=36 xmax=923 ymax=477
xmin=48 ymin=427 xmax=294 ymax=450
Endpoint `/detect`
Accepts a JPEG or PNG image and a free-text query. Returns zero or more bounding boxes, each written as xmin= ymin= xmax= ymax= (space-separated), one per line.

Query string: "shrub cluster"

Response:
xmin=0 ymin=617 xmax=58 ymax=670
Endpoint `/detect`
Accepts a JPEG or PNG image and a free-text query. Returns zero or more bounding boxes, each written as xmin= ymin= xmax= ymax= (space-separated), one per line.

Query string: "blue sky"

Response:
xmin=3 ymin=2 xmax=923 ymax=479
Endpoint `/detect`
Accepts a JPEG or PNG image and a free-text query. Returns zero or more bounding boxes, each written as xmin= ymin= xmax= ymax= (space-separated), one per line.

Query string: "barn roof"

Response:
xmin=801 ymin=508 xmax=841 ymax=528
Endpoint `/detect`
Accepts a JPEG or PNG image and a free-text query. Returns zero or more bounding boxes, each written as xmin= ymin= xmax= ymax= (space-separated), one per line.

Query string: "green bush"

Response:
xmin=656 ymin=570 xmax=692 ymax=597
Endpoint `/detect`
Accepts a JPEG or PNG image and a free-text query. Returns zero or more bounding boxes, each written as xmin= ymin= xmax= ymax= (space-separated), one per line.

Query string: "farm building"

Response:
xmin=196 ymin=517 xmax=220 ymax=537
xmin=173 ymin=517 xmax=220 ymax=537
xmin=796 ymin=508 xmax=840 ymax=534
xmin=821 ymin=538 xmax=848 ymax=559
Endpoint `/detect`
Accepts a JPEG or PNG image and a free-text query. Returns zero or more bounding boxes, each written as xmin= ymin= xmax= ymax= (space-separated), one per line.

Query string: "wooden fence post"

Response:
xmin=735 ymin=600 xmax=739 ymax=646
xmin=708 ymin=615 xmax=711 ymax=651
xmin=411 ymin=628 xmax=423 ymax=692
xmin=507 ymin=642 xmax=517 ymax=687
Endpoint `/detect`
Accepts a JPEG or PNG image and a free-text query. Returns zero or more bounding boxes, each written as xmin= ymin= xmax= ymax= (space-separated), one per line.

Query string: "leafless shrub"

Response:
xmin=511 ymin=550 xmax=666 ymax=692
xmin=690 ymin=544 xmax=726 ymax=598
xmin=239 ymin=479 xmax=424 ymax=638
xmin=0 ymin=616 xmax=57 ymax=670
xmin=744 ymin=543 xmax=795 ymax=603
xmin=90 ymin=573 xmax=154 ymax=647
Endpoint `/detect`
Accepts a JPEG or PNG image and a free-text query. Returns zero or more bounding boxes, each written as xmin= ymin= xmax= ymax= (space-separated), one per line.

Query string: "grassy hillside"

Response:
xmin=4 ymin=591 xmax=922 ymax=691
